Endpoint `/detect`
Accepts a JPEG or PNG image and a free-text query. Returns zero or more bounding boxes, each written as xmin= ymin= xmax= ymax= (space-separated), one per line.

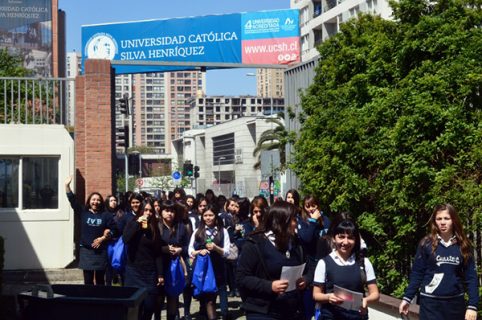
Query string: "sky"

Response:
xmin=59 ymin=0 xmax=291 ymax=96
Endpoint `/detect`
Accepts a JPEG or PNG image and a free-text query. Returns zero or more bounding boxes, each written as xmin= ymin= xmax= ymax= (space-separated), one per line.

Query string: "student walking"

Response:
xmin=399 ymin=204 xmax=479 ymax=320
xmin=123 ymin=199 xmax=164 ymax=320
xmin=313 ymin=212 xmax=379 ymax=320
xmin=189 ymin=203 xmax=230 ymax=320
xmin=157 ymin=200 xmax=190 ymax=320
xmin=236 ymin=201 xmax=308 ymax=320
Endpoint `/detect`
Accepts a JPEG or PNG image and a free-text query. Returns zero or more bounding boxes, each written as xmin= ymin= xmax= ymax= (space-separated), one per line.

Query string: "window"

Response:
xmin=0 ymin=157 xmax=59 ymax=209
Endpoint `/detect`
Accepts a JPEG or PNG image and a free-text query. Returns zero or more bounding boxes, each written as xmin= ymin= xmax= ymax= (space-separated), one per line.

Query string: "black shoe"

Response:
xmin=221 ymin=315 xmax=230 ymax=320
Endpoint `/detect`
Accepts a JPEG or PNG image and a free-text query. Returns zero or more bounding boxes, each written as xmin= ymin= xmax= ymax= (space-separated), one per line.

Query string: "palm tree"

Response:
xmin=252 ymin=112 xmax=294 ymax=171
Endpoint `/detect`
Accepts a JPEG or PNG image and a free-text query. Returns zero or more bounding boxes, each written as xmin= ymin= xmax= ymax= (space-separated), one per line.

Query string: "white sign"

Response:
xmin=172 ymin=171 xmax=182 ymax=184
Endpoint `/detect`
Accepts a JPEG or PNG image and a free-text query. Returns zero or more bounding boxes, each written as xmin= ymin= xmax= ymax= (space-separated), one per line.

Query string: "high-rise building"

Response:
xmin=65 ymin=51 xmax=81 ymax=126
xmin=293 ymin=0 xmax=392 ymax=62
xmin=256 ymin=68 xmax=284 ymax=98
xmin=189 ymin=96 xmax=285 ymax=128
xmin=114 ymin=71 xmax=205 ymax=155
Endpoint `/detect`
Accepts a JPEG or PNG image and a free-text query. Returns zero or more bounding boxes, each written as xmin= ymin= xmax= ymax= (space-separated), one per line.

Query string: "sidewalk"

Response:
xmin=2 ymin=268 xmax=246 ymax=320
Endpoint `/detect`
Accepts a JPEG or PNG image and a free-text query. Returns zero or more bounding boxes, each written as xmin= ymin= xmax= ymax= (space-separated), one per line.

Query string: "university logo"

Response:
xmin=285 ymin=18 xmax=294 ymax=25
xmin=281 ymin=17 xmax=297 ymax=32
xmin=85 ymin=33 xmax=118 ymax=60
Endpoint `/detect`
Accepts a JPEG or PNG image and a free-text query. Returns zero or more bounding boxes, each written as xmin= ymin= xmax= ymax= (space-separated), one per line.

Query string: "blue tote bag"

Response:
xmin=192 ymin=254 xmax=217 ymax=296
xmin=110 ymin=237 xmax=127 ymax=271
xmin=165 ymin=257 xmax=186 ymax=296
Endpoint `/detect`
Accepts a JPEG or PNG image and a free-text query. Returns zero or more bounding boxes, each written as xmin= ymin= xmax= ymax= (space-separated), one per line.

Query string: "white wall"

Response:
xmin=0 ymin=125 xmax=75 ymax=269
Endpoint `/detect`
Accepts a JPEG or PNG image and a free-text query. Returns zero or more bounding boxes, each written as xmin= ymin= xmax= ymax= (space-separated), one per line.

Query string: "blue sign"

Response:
xmin=172 ymin=171 xmax=182 ymax=180
xmin=81 ymin=9 xmax=300 ymax=74
xmin=241 ymin=10 xmax=299 ymax=40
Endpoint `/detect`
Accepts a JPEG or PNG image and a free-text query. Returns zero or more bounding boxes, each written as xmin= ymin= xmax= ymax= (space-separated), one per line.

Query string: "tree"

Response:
xmin=0 ymin=49 xmax=30 ymax=77
xmin=252 ymin=112 xmax=296 ymax=171
xmin=291 ymin=0 xmax=482 ymax=296
xmin=127 ymin=145 xmax=157 ymax=154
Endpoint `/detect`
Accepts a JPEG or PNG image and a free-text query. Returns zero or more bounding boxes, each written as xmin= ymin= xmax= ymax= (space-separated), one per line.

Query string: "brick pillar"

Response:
xmin=75 ymin=59 xmax=115 ymax=202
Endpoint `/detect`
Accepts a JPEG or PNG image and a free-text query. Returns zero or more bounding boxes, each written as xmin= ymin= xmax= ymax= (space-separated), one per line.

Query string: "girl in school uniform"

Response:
xmin=65 ymin=176 xmax=116 ymax=286
xmin=123 ymin=199 xmax=164 ymax=320
xmin=236 ymin=201 xmax=308 ymax=320
xmin=399 ymin=204 xmax=479 ymax=320
xmin=157 ymin=200 xmax=190 ymax=320
xmin=313 ymin=212 xmax=379 ymax=320
xmin=189 ymin=203 xmax=230 ymax=320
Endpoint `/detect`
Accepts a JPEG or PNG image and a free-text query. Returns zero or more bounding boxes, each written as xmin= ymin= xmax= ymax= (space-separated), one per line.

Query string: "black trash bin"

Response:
xmin=17 ymin=284 xmax=147 ymax=320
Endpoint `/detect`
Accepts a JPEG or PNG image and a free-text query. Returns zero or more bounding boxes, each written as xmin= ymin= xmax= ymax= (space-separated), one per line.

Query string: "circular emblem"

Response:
xmin=85 ymin=33 xmax=118 ymax=60
xmin=172 ymin=171 xmax=182 ymax=180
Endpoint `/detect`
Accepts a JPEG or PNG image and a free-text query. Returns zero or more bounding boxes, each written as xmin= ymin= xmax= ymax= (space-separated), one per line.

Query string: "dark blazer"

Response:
xmin=236 ymin=233 xmax=306 ymax=318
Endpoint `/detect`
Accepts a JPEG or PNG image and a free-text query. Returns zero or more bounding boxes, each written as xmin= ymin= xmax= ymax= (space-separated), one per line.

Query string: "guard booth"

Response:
xmin=0 ymin=77 xmax=75 ymax=270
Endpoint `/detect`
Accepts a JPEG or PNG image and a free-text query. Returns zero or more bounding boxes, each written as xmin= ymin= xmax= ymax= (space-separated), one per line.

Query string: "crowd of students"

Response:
xmin=66 ymin=176 xmax=479 ymax=320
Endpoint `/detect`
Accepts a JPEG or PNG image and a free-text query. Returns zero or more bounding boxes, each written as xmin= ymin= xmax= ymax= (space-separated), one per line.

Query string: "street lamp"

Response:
xmin=217 ymin=156 xmax=225 ymax=193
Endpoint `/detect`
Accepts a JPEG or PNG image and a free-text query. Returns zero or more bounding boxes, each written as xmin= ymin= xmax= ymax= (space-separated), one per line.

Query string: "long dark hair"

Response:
xmin=85 ymin=192 xmax=104 ymax=212
xmin=173 ymin=187 xmax=186 ymax=202
xmin=256 ymin=201 xmax=297 ymax=252
xmin=135 ymin=199 xmax=158 ymax=241
xmin=160 ymin=200 xmax=179 ymax=239
xmin=194 ymin=203 xmax=222 ymax=244
xmin=286 ymin=189 xmax=301 ymax=207
xmin=236 ymin=197 xmax=251 ymax=223
xmin=129 ymin=192 xmax=144 ymax=214
xmin=428 ymin=203 xmax=472 ymax=265
xmin=104 ymin=194 xmax=118 ymax=213
xmin=195 ymin=196 xmax=208 ymax=215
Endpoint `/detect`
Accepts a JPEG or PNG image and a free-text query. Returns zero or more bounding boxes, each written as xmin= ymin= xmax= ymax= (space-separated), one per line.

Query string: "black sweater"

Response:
xmin=123 ymin=219 xmax=164 ymax=275
xmin=66 ymin=192 xmax=117 ymax=249
xmin=236 ymin=234 xmax=306 ymax=318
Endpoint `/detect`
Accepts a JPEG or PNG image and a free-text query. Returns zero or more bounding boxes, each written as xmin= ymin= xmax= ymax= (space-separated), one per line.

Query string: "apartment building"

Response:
xmin=114 ymin=71 xmax=206 ymax=155
xmin=66 ymin=51 xmax=81 ymax=126
xmin=256 ymin=68 xmax=285 ymax=98
xmin=292 ymin=0 xmax=392 ymax=61
xmin=189 ymin=96 xmax=285 ymax=128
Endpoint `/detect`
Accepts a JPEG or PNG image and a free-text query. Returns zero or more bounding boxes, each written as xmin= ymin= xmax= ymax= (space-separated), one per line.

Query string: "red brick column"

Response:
xmin=75 ymin=59 xmax=115 ymax=201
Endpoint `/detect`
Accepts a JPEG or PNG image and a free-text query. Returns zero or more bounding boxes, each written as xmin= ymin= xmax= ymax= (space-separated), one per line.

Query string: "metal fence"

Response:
xmin=0 ymin=77 xmax=74 ymax=125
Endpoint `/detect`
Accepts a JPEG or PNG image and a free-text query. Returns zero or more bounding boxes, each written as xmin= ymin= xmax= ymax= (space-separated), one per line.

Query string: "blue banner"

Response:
xmin=241 ymin=10 xmax=299 ymax=40
xmin=82 ymin=9 xmax=299 ymax=74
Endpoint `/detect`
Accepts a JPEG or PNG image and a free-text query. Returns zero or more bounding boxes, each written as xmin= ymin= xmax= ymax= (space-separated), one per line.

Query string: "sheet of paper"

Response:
xmin=333 ymin=285 xmax=363 ymax=311
xmin=280 ymin=263 xmax=306 ymax=292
